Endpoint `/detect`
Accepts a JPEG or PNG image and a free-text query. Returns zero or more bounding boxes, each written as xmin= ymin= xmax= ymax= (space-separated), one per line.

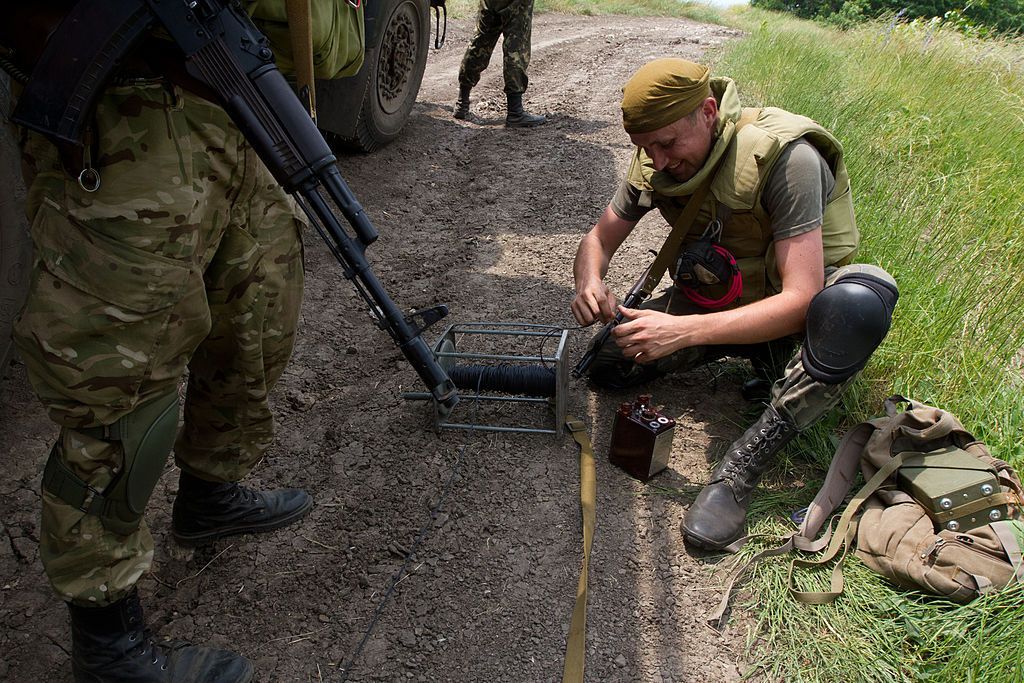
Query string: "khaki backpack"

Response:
xmin=711 ymin=396 xmax=1024 ymax=626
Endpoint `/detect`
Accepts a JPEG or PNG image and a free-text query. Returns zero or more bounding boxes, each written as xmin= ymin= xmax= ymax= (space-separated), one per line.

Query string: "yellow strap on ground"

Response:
xmin=562 ymin=417 xmax=596 ymax=683
xmin=284 ymin=0 xmax=317 ymax=120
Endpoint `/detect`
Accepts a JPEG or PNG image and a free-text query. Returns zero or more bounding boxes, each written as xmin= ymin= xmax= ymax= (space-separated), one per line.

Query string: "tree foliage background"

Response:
xmin=749 ymin=0 xmax=1024 ymax=33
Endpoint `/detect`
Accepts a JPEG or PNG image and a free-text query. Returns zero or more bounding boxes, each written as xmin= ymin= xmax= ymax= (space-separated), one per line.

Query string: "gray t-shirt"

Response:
xmin=611 ymin=139 xmax=835 ymax=241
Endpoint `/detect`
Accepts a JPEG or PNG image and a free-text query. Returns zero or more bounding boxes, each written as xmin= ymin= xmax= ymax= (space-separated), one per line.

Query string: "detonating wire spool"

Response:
xmin=448 ymin=364 xmax=557 ymax=398
xmin=403 ymin=322 xmax=570 ymax=435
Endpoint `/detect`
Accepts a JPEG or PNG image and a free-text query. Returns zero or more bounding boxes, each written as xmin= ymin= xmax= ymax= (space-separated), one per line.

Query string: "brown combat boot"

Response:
xmin=682 ymin=404 xmax=797 ymax=550
xmin=505 ymin=92 xmax=546 ymax=128
xmin=68 ymin=589 xmax=252 ymax=683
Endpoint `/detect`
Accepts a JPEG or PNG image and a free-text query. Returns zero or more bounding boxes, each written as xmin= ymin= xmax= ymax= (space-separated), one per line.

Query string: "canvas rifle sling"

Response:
xmin=639 ymin=174 xmax=714 ymax=298
xmin=639 ymin=108 xmax=761 ymax=299
xmin=562 ymin=418 xmax=596 ymax=683
xmin=285 ymin=0 xmax=317 ymax=120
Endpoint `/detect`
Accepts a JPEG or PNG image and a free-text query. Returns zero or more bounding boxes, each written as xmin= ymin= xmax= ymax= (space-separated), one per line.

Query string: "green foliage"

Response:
xmin=750 ymin=0 xmax=1024 ymax=34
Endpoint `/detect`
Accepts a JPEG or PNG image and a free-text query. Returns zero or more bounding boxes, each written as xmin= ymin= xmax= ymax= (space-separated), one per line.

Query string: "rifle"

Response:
xmin=11 ymin=0 xmax=459 ymax=414
xmin=572 ymin=256 xmax=655 ymax=378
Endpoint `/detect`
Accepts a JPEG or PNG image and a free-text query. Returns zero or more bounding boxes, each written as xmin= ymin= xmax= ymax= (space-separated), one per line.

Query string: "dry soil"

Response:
xmin=0 ymin=13 xmax=772 ymax=683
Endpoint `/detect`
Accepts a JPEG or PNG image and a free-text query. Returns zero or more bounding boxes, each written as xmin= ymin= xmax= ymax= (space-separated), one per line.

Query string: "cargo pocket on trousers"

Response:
xmin=14 ymin=199 xmax=192 ymax=413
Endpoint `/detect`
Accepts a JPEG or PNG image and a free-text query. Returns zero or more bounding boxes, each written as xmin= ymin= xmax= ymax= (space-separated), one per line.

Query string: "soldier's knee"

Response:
xmin=42 ymin=391 xmax=180 ymax=536
xmin=801 ymin=267 xmax=899 ymax=384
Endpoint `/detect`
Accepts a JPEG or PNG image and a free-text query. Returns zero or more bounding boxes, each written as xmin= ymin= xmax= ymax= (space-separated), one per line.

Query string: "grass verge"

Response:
xmin=701 ymin=9 xmax=1024 ymax=683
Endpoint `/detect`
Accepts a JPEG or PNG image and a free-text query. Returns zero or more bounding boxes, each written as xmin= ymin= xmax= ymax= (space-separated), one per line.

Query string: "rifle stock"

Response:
xmin=12 ymin=0 xmax=458 ymax=414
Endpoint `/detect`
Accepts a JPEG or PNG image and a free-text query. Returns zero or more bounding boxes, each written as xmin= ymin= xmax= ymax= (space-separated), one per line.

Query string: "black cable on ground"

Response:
xmin=337 ymin=442 xmax=471 ymax=682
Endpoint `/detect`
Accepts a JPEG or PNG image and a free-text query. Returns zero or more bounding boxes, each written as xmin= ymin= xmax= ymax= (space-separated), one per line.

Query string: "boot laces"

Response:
xmin=719 ymin=418 xmax=786 ymax=488
xmin=229 ymin=483 xmax=261 ymax=505
xmin=128 ymin=623 xmax=169 ymax=670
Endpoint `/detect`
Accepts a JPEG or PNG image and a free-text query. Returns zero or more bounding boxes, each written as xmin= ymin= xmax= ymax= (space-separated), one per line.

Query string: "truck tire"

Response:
xmin=329 ymin=0 xmax=431 ymax=152
xmin=0 ymin=73 xmax=31 ymax=380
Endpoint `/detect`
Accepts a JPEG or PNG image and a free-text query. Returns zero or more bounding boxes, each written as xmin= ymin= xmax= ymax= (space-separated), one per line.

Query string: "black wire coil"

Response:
xmin=448 ymin=364 xmax=557 ymax=398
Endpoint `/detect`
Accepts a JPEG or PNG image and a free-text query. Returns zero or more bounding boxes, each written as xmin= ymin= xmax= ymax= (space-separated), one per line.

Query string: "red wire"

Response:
xmin=680 ymin=244 xmax=742 ymax=309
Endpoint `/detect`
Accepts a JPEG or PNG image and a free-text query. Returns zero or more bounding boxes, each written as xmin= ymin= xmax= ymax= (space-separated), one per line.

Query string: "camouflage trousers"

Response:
xmin=458 ymin=0 xmax=535 ymax=95
xmin=587 ymin=264 xmax=895 ymax=431
xmin=14 ymin=82 xmax=305 ymax=606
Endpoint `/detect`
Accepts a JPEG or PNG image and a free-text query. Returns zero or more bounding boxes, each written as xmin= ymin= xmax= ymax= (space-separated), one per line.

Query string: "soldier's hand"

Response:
xmin=571 ymin=279 xmax=617 ymax=326
xmin=612 ymin=306 xmax=689 ymax=362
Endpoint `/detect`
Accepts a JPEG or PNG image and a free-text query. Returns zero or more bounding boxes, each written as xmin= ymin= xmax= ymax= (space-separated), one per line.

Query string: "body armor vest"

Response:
xmin=628 ymin=98 xmax=859 ymax=307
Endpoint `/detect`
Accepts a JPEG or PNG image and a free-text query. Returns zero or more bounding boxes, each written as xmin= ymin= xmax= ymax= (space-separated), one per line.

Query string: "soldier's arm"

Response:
xmin=615 ymin=229 xmax=823 ymax=358
xmin=572 ymin=205 xmax=638 ymax=326
xmin=613 ymin=144 xmax=829 ymax=358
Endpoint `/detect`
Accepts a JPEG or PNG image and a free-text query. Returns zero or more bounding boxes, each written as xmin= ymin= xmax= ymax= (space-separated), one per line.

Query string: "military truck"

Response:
xmin=0 ymin=0 xmax=437 ymax=376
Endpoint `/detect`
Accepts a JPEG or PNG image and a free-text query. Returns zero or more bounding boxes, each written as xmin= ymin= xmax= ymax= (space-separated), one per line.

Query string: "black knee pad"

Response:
xmin=801 ymin=273 xmax=899 ymax=384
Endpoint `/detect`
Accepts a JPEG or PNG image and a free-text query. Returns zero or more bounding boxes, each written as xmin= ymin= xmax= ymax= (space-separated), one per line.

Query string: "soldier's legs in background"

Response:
xmin=457 ymin=0 xmax=505 ymax=90
xmin=498 ymin=0 xmax=533 ymax=95
xmin=498 ymin=0 xmax=546 ymax=126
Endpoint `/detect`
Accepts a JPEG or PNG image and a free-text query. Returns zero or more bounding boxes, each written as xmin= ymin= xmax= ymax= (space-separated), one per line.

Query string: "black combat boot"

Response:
xmin=453 ymin=85 xmax=471 ymax=119
xmin=682 ymin=404 xmax=798 ymax=550
xmin=172 ymin=470 xmax=312 ymax=545
xmin=505 ymin=92 xmax=546 ymax=128
xmin=68 ymin=589 xmax=253 ymax=683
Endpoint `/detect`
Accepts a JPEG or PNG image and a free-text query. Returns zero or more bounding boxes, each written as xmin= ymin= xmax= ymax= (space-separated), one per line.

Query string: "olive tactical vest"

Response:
xmin=627 ymin=105 xmax=859 ymax=307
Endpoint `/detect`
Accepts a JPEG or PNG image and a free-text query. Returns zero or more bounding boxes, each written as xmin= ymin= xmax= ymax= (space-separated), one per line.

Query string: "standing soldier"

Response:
xmin=453 ymin=0 xmax=547 ymax=127
xmin=1 ymin=1 xmax=363 ymax=680
xmin=571 ymin=58 xmax=898 ymax=551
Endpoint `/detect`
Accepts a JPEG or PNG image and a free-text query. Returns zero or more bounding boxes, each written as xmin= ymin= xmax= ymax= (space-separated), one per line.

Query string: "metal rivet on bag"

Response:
xmin=989 ymin=509 xmax=1002 ymax=521
xmin=946 ymin=520 xmax=960 ymax=531
xmin=980 ymin=484 xmax=994 ymax=495
xmin=939 ymin=497 xmax=953 ymax=510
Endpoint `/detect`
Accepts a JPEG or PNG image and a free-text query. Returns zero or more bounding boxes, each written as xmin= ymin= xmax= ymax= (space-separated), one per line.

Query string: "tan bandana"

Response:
xmin=621 ymin=58 xmax=711 ymax=134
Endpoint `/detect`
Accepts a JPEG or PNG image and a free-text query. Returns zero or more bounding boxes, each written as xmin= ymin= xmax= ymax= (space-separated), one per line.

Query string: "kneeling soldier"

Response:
xmin=571 ymin=58 xmax=897 ymax=551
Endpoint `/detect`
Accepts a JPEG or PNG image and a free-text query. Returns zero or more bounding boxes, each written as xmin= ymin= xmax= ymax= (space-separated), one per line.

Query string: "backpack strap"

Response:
xmin=797 ymin=420 xmax=880 ymax=541
xmin=990 ymin=521 xmax=1024 ymax=583
xmin=788 ymin=448 xmax=914 ymax=604
xmin=706 ymin=418 xmax=879 ymax=627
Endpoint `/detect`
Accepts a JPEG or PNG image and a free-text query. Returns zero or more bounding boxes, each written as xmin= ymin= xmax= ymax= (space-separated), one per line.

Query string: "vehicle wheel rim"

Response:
xmin=377 ymin=1 xmax=419 ymax=115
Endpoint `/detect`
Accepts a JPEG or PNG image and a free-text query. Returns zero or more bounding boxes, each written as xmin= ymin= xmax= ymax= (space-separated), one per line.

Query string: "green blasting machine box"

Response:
xmin=896 ymin=446 xmax=1013 ymax=533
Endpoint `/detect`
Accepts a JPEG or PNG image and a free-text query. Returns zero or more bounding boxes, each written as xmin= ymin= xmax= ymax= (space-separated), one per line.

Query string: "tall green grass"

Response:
xmin=706 ymin=10 xmax=1024 ymax=682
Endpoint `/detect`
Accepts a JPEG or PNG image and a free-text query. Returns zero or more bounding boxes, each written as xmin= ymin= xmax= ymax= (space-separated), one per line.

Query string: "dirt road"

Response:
xmin=0 ymin=13 xmax=759 ymax=682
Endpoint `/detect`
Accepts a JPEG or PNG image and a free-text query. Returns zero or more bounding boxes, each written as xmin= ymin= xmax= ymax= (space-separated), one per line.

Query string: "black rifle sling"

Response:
xmin=12 ymin=0 xmax=154 ymax=145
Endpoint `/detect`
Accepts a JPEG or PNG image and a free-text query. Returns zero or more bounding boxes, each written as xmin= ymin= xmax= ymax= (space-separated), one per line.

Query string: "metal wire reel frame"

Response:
xmin=418 ymin=321 xmax=569 ymax=436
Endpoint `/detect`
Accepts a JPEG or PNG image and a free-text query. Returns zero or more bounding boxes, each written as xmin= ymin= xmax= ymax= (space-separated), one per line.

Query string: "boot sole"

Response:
xmin=681 ymin=524 xmax=740 ymax=551
xmin=172 ymin=497 xmax=314 ymax=547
